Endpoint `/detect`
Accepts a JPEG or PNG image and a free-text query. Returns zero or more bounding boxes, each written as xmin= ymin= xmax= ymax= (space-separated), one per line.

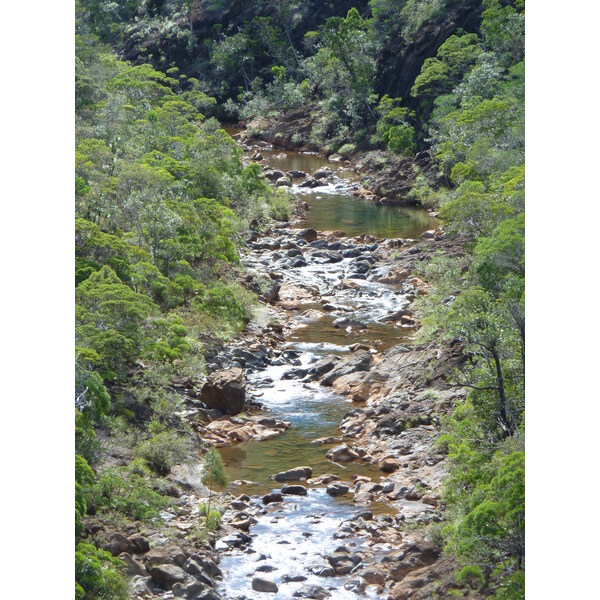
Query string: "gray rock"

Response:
xmin=293 ymin=584 xmax=331 ymax=598
xmin=271 ymin=466 xmax=313 ymax=482
xmin=326 ymin=444 xmax=360 ymax=463
xmin=296 ymin=228 xmax=318 ymax=242
xmin=326 ymin=483 xmax=350 ymax=497
xmin=252 ymin=577 xmax=279 ymax=593
xmin=150 ymin=564 xmax=188 ymax=589
xmin=200 ymin=367 xmax=246 ymax=415
xmin=262 ymin=492 xmax=284 ymax=505
xmin=281 ymin=484 xmax=308 ymax=496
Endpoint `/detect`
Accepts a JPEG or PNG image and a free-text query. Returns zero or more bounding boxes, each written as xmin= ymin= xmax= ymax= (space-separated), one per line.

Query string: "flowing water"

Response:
xmin=216 ymin=142 xmax=436 ymax=598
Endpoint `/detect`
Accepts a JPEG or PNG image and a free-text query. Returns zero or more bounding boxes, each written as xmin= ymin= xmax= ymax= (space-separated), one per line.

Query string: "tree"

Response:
xmin=200 ymin=447 xmax=227 ymax=515
xmin=426 ymin=287 xmax=523 ymax=439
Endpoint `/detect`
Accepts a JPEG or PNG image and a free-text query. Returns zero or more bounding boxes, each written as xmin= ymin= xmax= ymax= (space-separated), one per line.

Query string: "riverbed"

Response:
xmin=216 ymin=143 xmax=438 ymax=599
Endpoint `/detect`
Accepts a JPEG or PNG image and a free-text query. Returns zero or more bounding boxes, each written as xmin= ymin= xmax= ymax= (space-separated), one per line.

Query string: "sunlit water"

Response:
xmin=216 ymin=136 xmax=430 ymax=598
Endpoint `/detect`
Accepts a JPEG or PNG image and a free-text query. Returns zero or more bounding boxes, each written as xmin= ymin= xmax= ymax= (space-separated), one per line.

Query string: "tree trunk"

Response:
xmin=492 ymin=350 xmax=512 ymax=437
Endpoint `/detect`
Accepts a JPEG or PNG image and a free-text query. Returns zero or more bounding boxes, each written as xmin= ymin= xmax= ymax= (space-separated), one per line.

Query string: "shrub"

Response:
xmin=337 ymin=143 xmax=356 ymax=158
xmin=135 ymin=429 xmax=190 ymax=475
xmin=85 ymin=468 xmax=171 ymax=521
xmin=268 ymin=190 xmax=293 ymax=221
xmin=456 ymin=565 xmax=484 ymax=589
xmin=75 ymin=542 xmax=129 ymax=600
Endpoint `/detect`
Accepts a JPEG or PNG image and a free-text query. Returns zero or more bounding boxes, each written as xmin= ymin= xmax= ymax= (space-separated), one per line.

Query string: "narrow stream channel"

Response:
xmin=216 ymin=142 xmax=438 ymax=598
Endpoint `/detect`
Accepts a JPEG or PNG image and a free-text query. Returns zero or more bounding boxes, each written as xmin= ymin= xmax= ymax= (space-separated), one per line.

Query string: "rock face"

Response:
xmin=200 ymin=367 xmax=246 ymax=415
xmin=320 ymin=351 xmax=373 ymax=386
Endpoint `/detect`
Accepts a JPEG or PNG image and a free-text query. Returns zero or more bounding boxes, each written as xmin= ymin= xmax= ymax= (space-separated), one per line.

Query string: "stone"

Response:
xmin=380 ymin=458 xmax=401 ymax=473
xmin=101 ymin=532 xmax=131 ymax=556
xmin=262 ymin=491 xmax=284 ymax=505
xmin=326 ymin=444 xmax=360 ymax=463
xmin=118 ymin=553 xmax=148 ymax=577
xmin=361 ymin=568 xmax=386 ymax=585
xmin=189 ymin=554 xmax=222 ymax=579
xmin=332 ymin=317 xmax=367 ymax=330
xmin=263 ymin=168 xmax=285 ymax=182
xmin=200 ymin=367 xmax=246 ymax=415
xmin=271 ymin=466 xmax=313 ymax=482
xmin=127 ymin=533 xmax=151 ymax=554
xmin=293 ymin=584 xmax=331 ymax=598
xmin=182 ymin=558 xmax=213 ymax=585
xmin=282 ymin=574 xmax=308 ymax=583
xmin=313 ymin=166 xmax=334 ymax=179
xmin=145 ymin=545 xmax=187 ymax=569
xmin=287 ymin=169 xmax=306 ymax=179
xmin=326 ymin=552 xmax=361 ymax=574
xmin=326 ymin=483 xmax=350 ymax=497
xmin=150 ymin=564 xmax=188 ymax=589
xmin=282 ymin=484 xmax=308 ymax=496
xmin=320 ymin=351 xmax=373 ymax=386
xmin=296 ymin=228 xmax=318 ymax=242
xmin=252 ymin=577 xmax=279 ymax=593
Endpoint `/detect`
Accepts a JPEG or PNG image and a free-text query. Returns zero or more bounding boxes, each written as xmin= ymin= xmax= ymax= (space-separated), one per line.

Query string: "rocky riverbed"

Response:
xmin=88 ymin=136 xmax=475 ymax=600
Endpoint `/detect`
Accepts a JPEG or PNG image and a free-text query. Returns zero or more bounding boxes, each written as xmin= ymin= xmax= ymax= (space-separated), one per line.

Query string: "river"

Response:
xmin=215 ymin=141 xmax=438 ymax=599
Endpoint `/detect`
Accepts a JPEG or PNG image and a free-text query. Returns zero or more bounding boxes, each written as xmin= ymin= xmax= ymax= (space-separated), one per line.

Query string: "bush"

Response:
xmin=75 ymin=542 xmax=129 ymax=600
xmin=197 ymin=285 xmax=245 ymax=329
xmin=337 ymin=143 xmax=356 ymax=158
xmin=456 ymin=565 xmax=484 ymax=589
xmin=135 ymin=429 xmax=190 ymax=475
xmin=85 ymin=467 xmax=171 ymax=521
xmin=268 ymin=190 xmax=293 ymax=221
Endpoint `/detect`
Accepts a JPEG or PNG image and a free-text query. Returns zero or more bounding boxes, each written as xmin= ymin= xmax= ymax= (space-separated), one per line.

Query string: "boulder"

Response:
xmin=326 ymin=551 xmax=361 ymax=575
xmin=144 ymin=545 xmax=187 ymax=569
xmin=252 ymin=577 xmax=279 ymax=593
xmin=150 ymin=564 xmax=188 ymax=589
xmin=326 ymin=483 xmax=350 ymax=497
xmin=282 ymin=484 xmax=308 ymax=496
xmin=380 ymin=458 xmax=401 ymax=473
xmin=200 ymin=367 xmax=246 ymax=415
xmin=118 ymin=553 xmax=148 ymax=577
xmin=262 ymin=492 xmax=284 ymax=505
xmin=320 ymin=351 xmax=373 ymax=386
xmin=326 ymin=444 xmax=360 ymax=463
xmin=271 ymin=466 xmax=313 ymax=482
xmin=293 ymin=584 xmax=331 ymax=598
xmin=313 ymin=166 xmax=334 ymax=179
xmin=127 ymin=533 xmax=151 ymax=554
xmin=263 ymin=168 xmax=285 ymax=182
xmin=296 ymin=228 xmax=318 ymax=242
xmin=332 ymin=317 xmax=366 ymax=330
xmin=101 ymin=532 xmax=131 ymax=556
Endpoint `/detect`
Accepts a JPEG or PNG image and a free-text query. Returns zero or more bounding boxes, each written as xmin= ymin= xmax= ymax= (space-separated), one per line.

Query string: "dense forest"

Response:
xmin=75 ymin=1 xmax=524 ymax=598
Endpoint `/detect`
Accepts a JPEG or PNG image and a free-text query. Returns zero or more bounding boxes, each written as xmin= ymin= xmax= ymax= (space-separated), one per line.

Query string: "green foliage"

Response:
xmin=201 ymin=448 xmax=228 ymax=490
xmin=412 ymin=33 xmax=482 ymax=100
xmin=456 ymin=565 xmax=484 ymax=589
xmin=75 ymin=541 xmax=129 ymax=600
xmin=135 ymin=429 xmax=190 ymax=475
xmin=84 ymin=466 xmax=171 ymax=520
